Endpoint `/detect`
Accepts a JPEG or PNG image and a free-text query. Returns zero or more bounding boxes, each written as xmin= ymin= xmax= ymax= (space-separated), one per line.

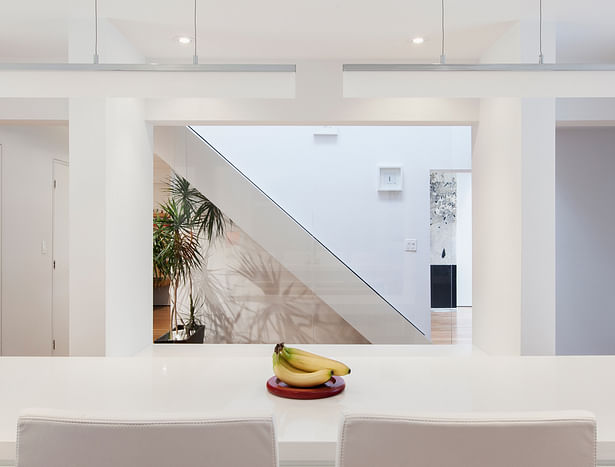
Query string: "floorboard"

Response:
xmin=431 ymin=307 xmax=472 ymax=345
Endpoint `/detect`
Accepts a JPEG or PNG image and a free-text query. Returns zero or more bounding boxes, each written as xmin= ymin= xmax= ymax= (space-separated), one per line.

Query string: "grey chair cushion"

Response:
xmin=337 ymin=411 xmax=596 ymax=467
xmin=17 ymin=409 xmax=278 ymax=467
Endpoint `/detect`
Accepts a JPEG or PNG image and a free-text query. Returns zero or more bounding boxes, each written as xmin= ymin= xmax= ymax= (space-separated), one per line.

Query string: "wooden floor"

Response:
xmin=154 ymin=305 xmax=472 ymax=345
xmin=431 ymin=307 xmax=472 ymax=345
xmin=153 ymin=305 xmax=171 ymax=341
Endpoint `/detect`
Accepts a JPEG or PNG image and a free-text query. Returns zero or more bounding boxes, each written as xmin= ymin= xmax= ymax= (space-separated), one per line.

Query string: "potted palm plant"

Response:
xmin=153 ymin=174 xmax=226 ymax=343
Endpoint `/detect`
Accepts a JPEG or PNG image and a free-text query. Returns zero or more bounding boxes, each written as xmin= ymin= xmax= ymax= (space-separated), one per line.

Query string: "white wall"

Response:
xmin=556 ymin=127 xmax=615 ymax=355
xmin=456 ymin=172 xmax=472 ymax=306
xmin=192 ymin=126 xmax=471 ymax=337
xmin=0 ymin=125 xmax=68 ymax=356
xmin=0 ymin=98 xmax=67 ymax=122
xmin=557 ymin=98 xmax=615 ymax=124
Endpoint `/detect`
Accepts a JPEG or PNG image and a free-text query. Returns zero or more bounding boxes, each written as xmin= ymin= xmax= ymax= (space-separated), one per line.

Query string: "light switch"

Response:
xmin=41 ymin=240 xmax=48 ymax=255
xmin=404 ymin=238 xmax=417 ymax=252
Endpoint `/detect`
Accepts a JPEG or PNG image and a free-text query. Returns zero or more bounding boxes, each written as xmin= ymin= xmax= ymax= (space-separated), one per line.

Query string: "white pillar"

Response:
xmin=472 ymin=97 xmax=556 ymax=356
xmin=69 ymin=98 xmax=107 ymax=355
xmin=472 ymin=98 xmax=523 ymax=355
xmin=69 ymin=98 xmax=153 ymax=356
xmin=521 ymin=99 xmax=556 ymax=355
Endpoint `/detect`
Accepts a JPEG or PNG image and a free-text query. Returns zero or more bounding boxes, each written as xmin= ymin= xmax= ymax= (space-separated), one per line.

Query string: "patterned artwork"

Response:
xmin=430 ymin=171 xmax=457 ymax=265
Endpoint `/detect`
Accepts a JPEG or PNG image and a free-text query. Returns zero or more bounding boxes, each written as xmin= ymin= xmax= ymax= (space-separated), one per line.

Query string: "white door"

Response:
xmin=52 ymin=160 xmax=69 ymax=355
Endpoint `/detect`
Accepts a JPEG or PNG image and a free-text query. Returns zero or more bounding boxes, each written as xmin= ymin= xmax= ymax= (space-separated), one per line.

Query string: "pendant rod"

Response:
xmin=93 ymin=0 xmax=99 ymax=64
xmin=193 ymin=0 xmax=199 ymax=65
xmin=440 ymin=0 xmax=446 ymax=64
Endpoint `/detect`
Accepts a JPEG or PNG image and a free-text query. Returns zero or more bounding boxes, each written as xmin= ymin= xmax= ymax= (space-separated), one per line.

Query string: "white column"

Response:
xmin=69 ymin=98 xmax=107 ymax=355
xmin=521 ymin=98 xmax=556 ymax=355
xmin=472 ymin=98 xmax=523 ymax=355
xmin=69 ymin=98 xmax=153 ymax=356
xmin=472 ymin=97 xmax=556 ymax=355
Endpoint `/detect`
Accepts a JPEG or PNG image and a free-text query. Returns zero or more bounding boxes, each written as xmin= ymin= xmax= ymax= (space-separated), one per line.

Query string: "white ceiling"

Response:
xmin=0 ymin=0 xmax=614 ymax=63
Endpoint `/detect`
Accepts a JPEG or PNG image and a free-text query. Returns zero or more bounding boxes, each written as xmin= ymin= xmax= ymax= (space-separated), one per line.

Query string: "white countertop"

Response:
xmin=2 ymin=344 xmax=615 ymax=466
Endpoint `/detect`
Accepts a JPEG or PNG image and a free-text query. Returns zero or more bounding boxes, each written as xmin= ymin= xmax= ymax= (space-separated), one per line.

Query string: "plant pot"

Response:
xmin=153 ymin=278 xmax=171 ymax=288
xmin=155 ymin=325 xmax=205 ymax=344
xmin=153 ymin=283 xmax=170 ymax=306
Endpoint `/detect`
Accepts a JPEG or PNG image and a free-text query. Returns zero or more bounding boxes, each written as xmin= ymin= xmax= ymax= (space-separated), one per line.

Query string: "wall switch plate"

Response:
xmin=404 ymin=238 xmax=417 ymax=252
xmin=41 ymin=240 xmax=48 ymax=255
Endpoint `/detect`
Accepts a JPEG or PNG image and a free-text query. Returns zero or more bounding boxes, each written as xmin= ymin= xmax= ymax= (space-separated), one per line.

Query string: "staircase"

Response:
xmin=154 ymin=126 xmax=428 ymax=344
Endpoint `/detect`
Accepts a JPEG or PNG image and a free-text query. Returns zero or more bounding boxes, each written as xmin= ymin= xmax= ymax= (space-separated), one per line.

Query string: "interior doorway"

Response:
xmin=429 ymin=169 xmax=472 ymax=344
xmin=52 ymin=160 xmax=69 ymax=355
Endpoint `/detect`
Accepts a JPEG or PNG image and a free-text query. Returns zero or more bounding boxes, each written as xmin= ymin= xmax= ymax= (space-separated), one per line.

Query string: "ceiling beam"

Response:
xmin=0 ymin=63 xmax=296 ymax=73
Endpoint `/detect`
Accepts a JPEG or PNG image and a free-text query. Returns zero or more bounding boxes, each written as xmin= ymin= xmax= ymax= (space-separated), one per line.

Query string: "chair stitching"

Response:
xmin=344 ymin=416 xmax=595 ymax=425
xmin=15 ymin=422 xmax=21 ymax=467
xmin=18 ymin=418 xmax=270 ymax=428
xmin=339 ymin=422 xmax=346 ymax=467
xmin=270 ymin=424 xmax=277 ymax=467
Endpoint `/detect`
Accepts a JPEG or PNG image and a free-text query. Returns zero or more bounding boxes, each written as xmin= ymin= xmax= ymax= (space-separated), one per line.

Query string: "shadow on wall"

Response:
xmin=192 ymin=226 xmax=369 ymax=344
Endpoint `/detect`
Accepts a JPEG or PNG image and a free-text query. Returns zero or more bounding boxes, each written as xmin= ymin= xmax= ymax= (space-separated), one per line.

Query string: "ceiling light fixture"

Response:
xmin=412 ymin=37 xmax=425 ymax=45
xmin=178 ymin=36 xmax=192 ymax=45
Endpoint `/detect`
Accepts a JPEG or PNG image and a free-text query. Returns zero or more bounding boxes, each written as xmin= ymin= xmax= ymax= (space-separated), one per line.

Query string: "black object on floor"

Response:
xmin=431 ymin=264 xmax=457 ymax=308
xmin=155 ymin=325 xmax=205 ymax=344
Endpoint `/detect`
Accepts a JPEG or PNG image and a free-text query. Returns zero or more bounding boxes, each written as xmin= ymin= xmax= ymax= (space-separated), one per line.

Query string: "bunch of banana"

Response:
xmin=272 ymin=343 xmax=351 ymax=388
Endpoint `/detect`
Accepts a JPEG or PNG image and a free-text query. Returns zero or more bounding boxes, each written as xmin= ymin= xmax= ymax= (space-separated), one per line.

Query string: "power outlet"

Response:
xmin=404 ymin=238 xmax=417 ymax=252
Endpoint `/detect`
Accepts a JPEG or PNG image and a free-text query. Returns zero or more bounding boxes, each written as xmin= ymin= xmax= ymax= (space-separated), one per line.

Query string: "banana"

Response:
xmin=280 ymin=345 xmax=351 ymax=376
xmin=278 ymin=354 xmax=308 ymax=373
xmin=272 ymin=353 xmax=332 ymax=388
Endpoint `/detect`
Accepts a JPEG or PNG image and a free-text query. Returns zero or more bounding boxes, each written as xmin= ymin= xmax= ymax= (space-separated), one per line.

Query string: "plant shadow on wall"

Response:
xmin=196 ymin=234 xmax=369 ymax=344
xmin=232 ymin=253 xmax=314 ymax=343
xmin=153 ymin=174 xmax=226 ymax=343
xmin=190 ymin=247 xmax=315 ymax=344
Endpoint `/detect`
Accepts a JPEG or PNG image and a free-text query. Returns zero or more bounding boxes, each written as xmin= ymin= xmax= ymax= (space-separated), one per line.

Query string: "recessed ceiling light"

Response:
xmin=177 ymin=36 xmax=192 ymax=45
xmin=412 ymin=37 xmax=425 ymax=45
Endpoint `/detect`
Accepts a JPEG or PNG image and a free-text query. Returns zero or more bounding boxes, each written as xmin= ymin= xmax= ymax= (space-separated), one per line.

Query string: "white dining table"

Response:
xmin=1 ymin=344 xmax=615 ymax=466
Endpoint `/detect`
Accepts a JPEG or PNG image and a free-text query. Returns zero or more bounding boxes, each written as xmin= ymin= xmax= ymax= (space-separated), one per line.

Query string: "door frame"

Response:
xmin=51 ymin=159 xmax=69 ymax=355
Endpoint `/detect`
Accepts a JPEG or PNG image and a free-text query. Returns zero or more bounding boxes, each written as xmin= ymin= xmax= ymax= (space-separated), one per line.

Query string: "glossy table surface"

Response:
xmin=2 ymin=344 xmax=615 ymax=466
